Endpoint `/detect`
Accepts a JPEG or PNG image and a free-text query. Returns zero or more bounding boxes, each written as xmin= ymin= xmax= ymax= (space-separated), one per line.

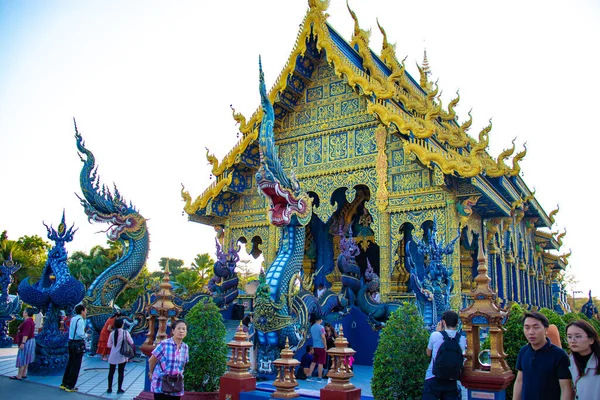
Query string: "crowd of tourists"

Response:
xmin=7 ymin=303 xmax=600 ymax=400
xmin=423 ymin=310 xmax=600 ymax=400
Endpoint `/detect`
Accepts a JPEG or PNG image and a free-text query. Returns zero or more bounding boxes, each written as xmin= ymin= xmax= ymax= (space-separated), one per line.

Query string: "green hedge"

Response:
xmin=184 ymin=300 xmax=228 ymax=392
xmin=371 ymin=302 xmax=430 ymax=400
xmin=538 ymin=307 xmax=568 ymax=349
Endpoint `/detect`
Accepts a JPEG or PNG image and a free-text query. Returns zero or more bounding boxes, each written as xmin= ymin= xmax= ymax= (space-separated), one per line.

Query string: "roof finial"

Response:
xmin=422 ymin=48 xmax=431 ymax=78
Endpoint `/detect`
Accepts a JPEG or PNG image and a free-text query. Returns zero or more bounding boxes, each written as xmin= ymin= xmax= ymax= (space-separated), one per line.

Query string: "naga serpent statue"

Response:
xmin=0 ymin=256 xmax=22 ymax=348
xmin=18 ymin=212 xmax=86 ymax=373
xmin=252 ymin=58 xmax=318 ymax=374
xmin=75 ymin=123 xmax=150 ymax=348
xmin=207 ymin=238 xmax=240 ymax=309
xmin=407 ymin=217 xmax=460 ymax=331
xmin=581 ymin=290 xmax=599 ymax=319
xmin=338 ymin=231 xmax=362 ymax=311
xmin=356 ymin=259 xmax=399 ymax=329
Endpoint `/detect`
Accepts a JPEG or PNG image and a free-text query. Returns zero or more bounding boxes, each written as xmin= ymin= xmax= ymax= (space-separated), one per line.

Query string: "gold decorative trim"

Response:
xmin=375 ymin=124 xmax=389 ymax=211
xmin=181 ymin=176 xmax=233 ymax=215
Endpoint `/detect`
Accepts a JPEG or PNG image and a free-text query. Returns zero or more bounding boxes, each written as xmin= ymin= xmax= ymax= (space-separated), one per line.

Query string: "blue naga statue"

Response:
xmin=581 ymin=290 xmax=599 ymax=319
xmin=75 ymin=124 xmax=150 ymax=345
xmin=407 ymin=218 xmax=460 ymax=331
xmin=0 ymin=256 xmax=22 ymax=348
xmin=252 ymin=59 xmax=322 ymax=374
xmin=337 ymin=232 xmax=399 ymax=328
xmin=357 ymin=259 xmax=399 ymax=329
xmin=338 ymin=231 xmax=361 ymax=310
xmin=207 ymin=239 xmax=240 ymax=309
xmin=18 ymin=212 xmax=86 ymax=373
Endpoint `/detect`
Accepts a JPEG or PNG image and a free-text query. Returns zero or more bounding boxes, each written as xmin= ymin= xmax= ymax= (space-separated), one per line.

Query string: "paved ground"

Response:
xmin=0 ymin=346 xmax=145 ymax=399
xmin=0 ymin=375 xmax=102 ymax=399
xmin=0 ymin=345 xmax=374 ymax=399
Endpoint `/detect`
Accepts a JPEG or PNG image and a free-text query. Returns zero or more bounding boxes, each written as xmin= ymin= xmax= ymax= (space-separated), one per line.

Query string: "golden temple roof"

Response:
xmin=182 ymin=0 xmax=545 ymax=225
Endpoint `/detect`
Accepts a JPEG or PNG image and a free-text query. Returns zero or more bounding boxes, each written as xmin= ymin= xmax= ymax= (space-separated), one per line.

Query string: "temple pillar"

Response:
xmin=378 ymin=211 xmax=391 ymax=298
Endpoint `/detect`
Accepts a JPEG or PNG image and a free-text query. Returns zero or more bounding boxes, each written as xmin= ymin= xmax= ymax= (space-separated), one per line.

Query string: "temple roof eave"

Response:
xmin=534 ymin=230 xmax=560 ymax=250
xmin=512 ymin=175 xmax=551 ymax=227
xmin=182 ymin=2 xmax=557 ymax=234
xmin=470 ymin=176 xmax=511 ymax=217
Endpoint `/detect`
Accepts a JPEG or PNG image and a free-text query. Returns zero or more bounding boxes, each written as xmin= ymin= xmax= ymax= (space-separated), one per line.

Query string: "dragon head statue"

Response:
xmin=255 ymin=57 xmax=311 ymax=227
xmin=75 ymin=124 xmax=147 ymax=243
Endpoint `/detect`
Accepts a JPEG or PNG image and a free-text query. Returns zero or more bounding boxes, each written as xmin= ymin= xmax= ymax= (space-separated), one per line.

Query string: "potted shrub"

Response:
xmin=372 ymin=302 xmax=430 ymax=400
xmin=183 ymin=299 xmax=228 ymax=399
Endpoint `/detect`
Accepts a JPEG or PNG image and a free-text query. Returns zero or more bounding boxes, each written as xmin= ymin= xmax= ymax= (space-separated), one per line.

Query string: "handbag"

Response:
xmin=161 ymin=373 xmax=183 ymax=394
xmin=71 ymin=319 xmax=86 ymax=354
xmin=72 ymin=340 xmax=86 ymax=354
xmin=119 ymin=331 xmax=135 ymax=358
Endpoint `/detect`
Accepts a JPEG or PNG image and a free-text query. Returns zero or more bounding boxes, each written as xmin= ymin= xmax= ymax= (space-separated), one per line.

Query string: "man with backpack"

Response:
xmin=423 ymin=310 xmax=466 ymax=400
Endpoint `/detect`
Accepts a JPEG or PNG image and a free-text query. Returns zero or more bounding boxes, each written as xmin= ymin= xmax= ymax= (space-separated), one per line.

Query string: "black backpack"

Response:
xmin=432 ymin=330 xmax=464 ymax=380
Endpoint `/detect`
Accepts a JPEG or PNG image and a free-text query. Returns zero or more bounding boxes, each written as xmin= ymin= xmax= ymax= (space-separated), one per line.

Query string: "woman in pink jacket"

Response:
xmin=106 ymin=318 xmax=134 ymax=394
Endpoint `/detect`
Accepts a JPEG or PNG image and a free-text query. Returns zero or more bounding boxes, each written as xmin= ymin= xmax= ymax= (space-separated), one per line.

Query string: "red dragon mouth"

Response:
xmin=258 ymin=181 xmax=306 ymax=227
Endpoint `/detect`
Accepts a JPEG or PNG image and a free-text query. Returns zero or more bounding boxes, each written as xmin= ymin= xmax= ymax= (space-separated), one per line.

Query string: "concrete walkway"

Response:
xmin=0 ymin=346 xmax=145 ymax=399
xmin=0 ymin=345 xmax=375 ymax=399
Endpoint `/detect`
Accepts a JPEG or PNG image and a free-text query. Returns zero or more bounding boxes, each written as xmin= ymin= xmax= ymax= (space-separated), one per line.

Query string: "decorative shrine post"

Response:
xmin=135 ymin=262 xmax=182 ymax=399
xmin=271 ymin=338 xmax=300 ymax=398
xmin=320 ymin=327 xmax=361 ymax=400
xmin=220 ymin=323 xmax=256 ymax=400
xmin=460 ymin=238 xmax=514 ymax=400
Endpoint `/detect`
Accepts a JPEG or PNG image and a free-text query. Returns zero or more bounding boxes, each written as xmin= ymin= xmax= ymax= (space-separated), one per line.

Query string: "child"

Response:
xmin=296 ymin=345 xmax=314 ymax=380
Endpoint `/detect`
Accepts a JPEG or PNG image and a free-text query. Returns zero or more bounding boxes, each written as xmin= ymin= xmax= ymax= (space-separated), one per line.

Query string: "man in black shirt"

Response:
xmin=512 ymin=312 xmax=572 ymax=400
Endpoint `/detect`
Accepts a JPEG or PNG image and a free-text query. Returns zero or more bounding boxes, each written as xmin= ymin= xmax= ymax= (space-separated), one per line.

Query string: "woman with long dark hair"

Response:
xmin=324 ymin=322 xmax=337 ymax=374
xmin=98 ymin=310 xmax=121 ymax=361
xmin=566 ymin=320 xmax=600 ymax=399
xmin=106 ymin=317 xmax=134 ymax=394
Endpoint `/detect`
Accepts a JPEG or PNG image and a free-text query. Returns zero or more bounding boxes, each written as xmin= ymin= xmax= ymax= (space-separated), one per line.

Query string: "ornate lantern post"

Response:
xmin=140 ymin=261 xmax=182 ymax=356
xmin=270 ymin=338 xmax=300 ymax=398
xmin=219 ymin=323 xmax=256 ymax=400
xmin=320 ymin=326 xmax=361 ymax=400
xmin=136 ymin=262 xmax=182 ymax=399
xmin=460 ymin=237 xmax=514 ymax=399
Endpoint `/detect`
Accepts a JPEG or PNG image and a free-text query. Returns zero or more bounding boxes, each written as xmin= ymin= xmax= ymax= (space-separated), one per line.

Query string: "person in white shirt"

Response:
xmin=316 ymin=284 xmax=325 ymax=299
xmin=60 ymin=304 xmax=87 ymax=392
xmin=423 ymin=310 xmax=466 ymax=400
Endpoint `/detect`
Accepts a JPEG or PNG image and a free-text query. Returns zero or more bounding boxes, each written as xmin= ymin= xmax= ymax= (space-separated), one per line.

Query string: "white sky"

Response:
xmin=1 ymin=0 xmax=599 ymax=302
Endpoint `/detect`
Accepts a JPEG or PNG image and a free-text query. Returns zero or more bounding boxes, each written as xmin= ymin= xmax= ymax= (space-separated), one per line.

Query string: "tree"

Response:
xmin=114 ymin=266 xmax=159 ymax=308
xmin=538 ymin=307 xmax=568 ymax=349
xmin=191 ymin=253 xmax=214 ymax=288
xmin=158 ymin=257 xmax=184 ymax=276
xmin=68 ymin=241 xmax=122 ymax=289
xmin=237 ymin=259 xmax=258 ymax=289
xmin=0 ymin=230 xmax=50 ymax=293
xmin=174 ymin=269 xmax=205 ymax=296
xmin=371 ymin=302 xmax=430 ymax=400
xmin=184 ymin=300 xmax=228 ymax=392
